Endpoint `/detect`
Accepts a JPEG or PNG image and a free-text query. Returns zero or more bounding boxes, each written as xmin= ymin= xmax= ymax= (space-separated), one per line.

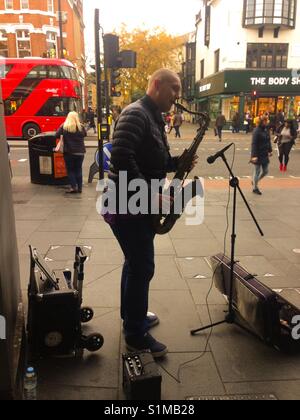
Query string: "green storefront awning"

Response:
xmin=196 ymin=69 xmax=300 ymax=99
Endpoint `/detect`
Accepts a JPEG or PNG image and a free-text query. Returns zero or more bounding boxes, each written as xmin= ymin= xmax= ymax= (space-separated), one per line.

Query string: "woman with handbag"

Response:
xmin=275 ymin=120 xmax=297 ymax=172
xmin=56 ymin=112 xmax=87 ymax=194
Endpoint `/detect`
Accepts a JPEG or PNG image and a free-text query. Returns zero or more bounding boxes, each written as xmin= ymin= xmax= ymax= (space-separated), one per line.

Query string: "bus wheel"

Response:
xmin=23 ymin=123 xmax=41 ymax=139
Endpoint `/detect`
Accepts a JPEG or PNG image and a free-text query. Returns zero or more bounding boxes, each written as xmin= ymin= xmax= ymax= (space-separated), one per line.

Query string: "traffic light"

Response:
xmin=111 ymin=69 xmax=121 ymax=97
xmin=251 ymin=90 xmax=258 ymax=100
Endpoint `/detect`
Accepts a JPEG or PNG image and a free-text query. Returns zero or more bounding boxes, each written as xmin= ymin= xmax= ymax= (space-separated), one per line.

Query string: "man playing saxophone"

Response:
xmin=103 ymin=69 xmax=198 ymax=358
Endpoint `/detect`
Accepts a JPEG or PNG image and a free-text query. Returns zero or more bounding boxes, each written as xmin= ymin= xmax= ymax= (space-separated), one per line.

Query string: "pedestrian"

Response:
xmin=173 ymin=111 xmax=183 ymax=138
xmin=244 ymin=111 xmax=252 ymax=134
xmin=250 ymin=116 xmax=272 ymax=195
xmin=215 ymin=112 xmax=226 ymax=141
xmin=168 ymin=112 xmax=175 ymax=134
xmin=103 ymin=69 xmax=197 ymax=358
xmin=232 ymin=112 xmax=240 ymax=133
xmin=275 ymin=119 xmax=297 ymax=172
xmin=56 ymin=111 xmax=87 ymax=194
xmin=86 ymin=107 xmax=96 ymax=134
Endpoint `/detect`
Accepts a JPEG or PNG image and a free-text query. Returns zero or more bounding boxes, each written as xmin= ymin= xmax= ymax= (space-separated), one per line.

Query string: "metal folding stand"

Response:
xmin=191 ymin=149 xmax=264 ymax=336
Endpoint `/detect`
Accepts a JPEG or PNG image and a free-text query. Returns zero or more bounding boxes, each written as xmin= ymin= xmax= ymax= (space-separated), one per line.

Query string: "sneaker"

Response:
xmin=253 ymin=188 xmax=262 ymax=195
xmin=147 ymin=312 xmax=160 ymax=329
xmin=126 ymin=333 xmax=168 ymax=359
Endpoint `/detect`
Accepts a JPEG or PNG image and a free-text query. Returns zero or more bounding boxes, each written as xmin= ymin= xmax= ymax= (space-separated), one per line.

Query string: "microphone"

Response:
xmin=207 ymin=143 xmax=234 ymax=164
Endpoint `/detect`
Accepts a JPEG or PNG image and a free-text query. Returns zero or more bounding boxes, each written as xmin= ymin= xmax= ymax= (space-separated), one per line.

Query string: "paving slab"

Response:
xmin=158 ymin=353 xmax=225 ymax=400
xmin=175 ymin=256 xmax=212 ymax=279
xmin=152 ymin=256 xmax=188 ymax=291
xmin=76 ymin=239 xmax=124 ymax=265
xmin=14 ymin=205 xmax=54 ymax=221
xmin=83 ymin=268 xmax=121 ymax=309
xmin=37 ymin=216 xmax=87 ymax=232
xmin=172 ymin=238 xmax=223 ymax=258
xmin=79 ymin=220 xmax=114 ymax=239
xmin=148 ymin=291 xmax=209 ymax=353
xmin=21 ymin=231 xmax=79 ymax=254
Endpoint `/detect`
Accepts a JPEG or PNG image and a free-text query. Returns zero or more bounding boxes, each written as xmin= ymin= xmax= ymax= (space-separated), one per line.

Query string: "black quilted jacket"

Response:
xmin=109 ymin=95 xmax=179 ymax=186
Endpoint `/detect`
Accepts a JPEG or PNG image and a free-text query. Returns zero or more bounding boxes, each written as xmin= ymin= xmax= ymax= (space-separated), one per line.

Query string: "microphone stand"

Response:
xmin=191 ymin=149 xmax=264 ymax=335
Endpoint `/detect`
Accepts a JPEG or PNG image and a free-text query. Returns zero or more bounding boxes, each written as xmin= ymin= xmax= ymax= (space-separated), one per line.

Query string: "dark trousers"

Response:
xmin=279 ymin=142 xmax=293 ymax=166
xmin=64 ymin=154 xmax=84 ymax=191
xmin=110 ymin=216 xmax=155 ymax=338
xmin=216 ymin=126 xmax=223 ymax=140
xmin=174 ymin=126 xmax=181 ymax=138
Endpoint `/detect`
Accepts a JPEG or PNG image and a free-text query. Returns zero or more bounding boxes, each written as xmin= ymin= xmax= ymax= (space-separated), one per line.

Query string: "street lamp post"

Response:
xmin=58 ymin=0 xmax=64 ymax=59
xmin=95 ymin=9 xmax=104 ymax=182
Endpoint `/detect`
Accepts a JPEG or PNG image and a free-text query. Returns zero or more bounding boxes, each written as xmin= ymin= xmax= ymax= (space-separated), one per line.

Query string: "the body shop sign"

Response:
xmin=197 ymin=70 xmax=300 ymax=98
xmin=251 ymin=76 xmax=300 ymax=87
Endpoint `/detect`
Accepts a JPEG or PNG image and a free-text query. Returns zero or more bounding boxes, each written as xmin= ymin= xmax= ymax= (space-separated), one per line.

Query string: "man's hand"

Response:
xmin=269 ymin=152 xmax=273 ymax=157
xmin=250 ymin=157 xmax=258 ymax=164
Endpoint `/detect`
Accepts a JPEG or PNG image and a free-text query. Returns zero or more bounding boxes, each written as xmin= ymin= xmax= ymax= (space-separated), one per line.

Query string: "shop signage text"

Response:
xmin=199 ymin=83 xmax=212 ymax=93
xmin=251 ymin=77 xmax=300 ymax=87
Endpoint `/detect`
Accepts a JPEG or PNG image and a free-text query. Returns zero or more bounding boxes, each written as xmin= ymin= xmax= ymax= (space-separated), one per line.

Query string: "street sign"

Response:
xmin=95 ymin=142 xmax=112 ymax=172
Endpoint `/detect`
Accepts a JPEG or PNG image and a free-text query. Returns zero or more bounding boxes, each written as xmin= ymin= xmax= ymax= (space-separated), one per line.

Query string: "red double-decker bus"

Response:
xmin=0 ymin=58 xmax=82 ymax=139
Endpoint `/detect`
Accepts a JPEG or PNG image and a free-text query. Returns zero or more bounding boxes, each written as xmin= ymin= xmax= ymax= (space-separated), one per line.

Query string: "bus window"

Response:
xmin=37 ymin=97 xmax=68 ymax=117
xmin=27 ymin=66 xmax=48 ymax=79
xmin=36 ymin=97 xmax=81 ymax=117
xmin=60 ymin=66 xmax=78 ymax=80
xmin=48 ymin=66 xmax=61 ymax=79
xmin=0 ymin=64 xmax=12 ymax=79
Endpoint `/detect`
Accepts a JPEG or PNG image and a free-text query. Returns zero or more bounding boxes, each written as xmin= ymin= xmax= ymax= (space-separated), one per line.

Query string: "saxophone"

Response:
xmin=153 ymin=104 xmax=210 ymax=235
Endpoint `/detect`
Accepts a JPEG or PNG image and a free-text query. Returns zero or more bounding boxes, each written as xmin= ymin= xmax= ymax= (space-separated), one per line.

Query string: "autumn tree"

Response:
xmin=116 ymin=26 xmax=183 ymax=105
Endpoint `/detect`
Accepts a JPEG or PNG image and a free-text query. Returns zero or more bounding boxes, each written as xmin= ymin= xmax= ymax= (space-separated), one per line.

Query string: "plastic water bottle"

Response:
xmin=24 ymin=367 xmax=37 ymax=400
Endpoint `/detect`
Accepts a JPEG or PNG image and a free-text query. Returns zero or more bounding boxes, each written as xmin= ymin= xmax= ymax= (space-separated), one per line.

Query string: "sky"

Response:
xmin=83 ymin=0 xmax=200 ymax=63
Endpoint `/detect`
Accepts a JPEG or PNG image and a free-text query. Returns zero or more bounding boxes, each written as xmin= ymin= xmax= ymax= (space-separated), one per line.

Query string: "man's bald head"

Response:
xmin=147 ymin=68 xmax=181 ymax=112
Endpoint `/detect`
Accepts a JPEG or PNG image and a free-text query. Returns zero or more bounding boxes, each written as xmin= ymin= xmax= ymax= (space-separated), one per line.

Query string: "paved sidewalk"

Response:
xmin=11 ymin=124 xmax=300 ymax=401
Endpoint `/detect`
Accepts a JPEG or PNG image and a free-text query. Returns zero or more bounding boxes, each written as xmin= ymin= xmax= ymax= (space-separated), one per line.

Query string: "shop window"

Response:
xmin=244 ymin=0 xmax=296 ymax=28
xmin=222 ymin=96 xmax=240 ymax=121
xmin=247 ymin=43 xmax=289 ymax=68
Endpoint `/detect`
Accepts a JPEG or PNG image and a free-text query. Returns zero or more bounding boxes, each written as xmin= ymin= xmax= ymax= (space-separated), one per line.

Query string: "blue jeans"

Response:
xmin=253 ymin=163 xmax=269 ymax=189
xmin=110 ymin=216 xmax=155 ymax=338
xmin=64 ymin=154 xmax=84 ymax=191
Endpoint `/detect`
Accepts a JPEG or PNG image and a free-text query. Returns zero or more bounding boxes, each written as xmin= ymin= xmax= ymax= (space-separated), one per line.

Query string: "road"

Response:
xmin=8 ymin=124 xmax=300 ymax=183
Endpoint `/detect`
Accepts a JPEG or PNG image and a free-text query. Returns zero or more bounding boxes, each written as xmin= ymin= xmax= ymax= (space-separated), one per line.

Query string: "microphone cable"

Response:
xmin=157 ymin=144 xmax=237 ymax=385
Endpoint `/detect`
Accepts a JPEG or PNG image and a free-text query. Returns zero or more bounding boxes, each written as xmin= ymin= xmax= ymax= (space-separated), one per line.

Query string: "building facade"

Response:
xmin=0 ymin=0 xmax=86 ymax=102
xmin=195 ymin=0 xmax=300 ymax=122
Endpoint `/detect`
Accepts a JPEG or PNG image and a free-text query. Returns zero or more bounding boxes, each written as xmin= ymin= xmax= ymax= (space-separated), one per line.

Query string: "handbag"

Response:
xmin=55 ymin=135 xmax=64 ymax=153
